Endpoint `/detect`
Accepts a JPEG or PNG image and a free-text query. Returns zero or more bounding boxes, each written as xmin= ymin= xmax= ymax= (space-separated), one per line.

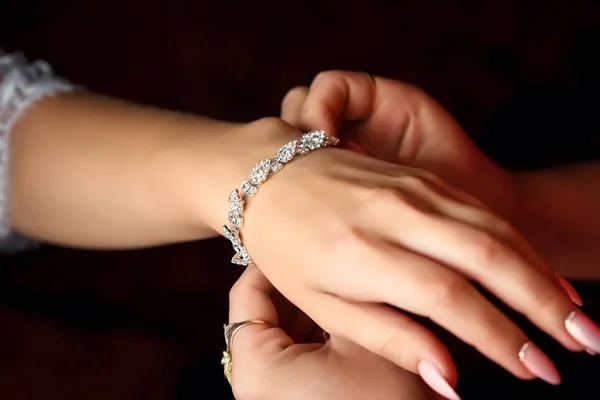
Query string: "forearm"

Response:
xmin=8 ymin=92 xmax=294 ymax=248
xmin=512 ymin=161 xmax=600 ymax=278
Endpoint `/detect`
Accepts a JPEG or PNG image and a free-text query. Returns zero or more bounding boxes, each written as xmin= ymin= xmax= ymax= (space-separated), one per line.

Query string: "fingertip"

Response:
xmin=417 ymin=360 xmax=462 ymax=400
xmin=301 ymin=70 xmax=375 ymax=132
xmin=281 ymin=86 xmax=309 ymax=125
xmin=282 ymin=86 xmax=308 ymax=108
xmin=421 ymin=345 xmax=459 ymax=388
xmin=518 ymin=342 xmax=561 ymax=385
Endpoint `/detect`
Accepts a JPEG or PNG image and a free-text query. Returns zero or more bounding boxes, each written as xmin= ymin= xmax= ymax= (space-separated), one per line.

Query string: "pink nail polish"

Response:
xmin=565 ymin=311 xmax=600 ymax=353
xmin=518 ymin=342 xmax=561 ymax=385
xmin=556 ymin=274 xmax=583 ymax=306
xmin=417 ymin=360 xmax=461 ymax=400
xmin=586 ymin=348 xmax=596 ymax=356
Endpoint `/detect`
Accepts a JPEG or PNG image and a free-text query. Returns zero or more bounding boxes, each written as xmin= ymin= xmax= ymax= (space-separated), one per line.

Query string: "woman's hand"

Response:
xmin=233 ymin=117 xmax=592 ymax=398
xmin=280 ymin=71 xmax=516 ymax=219
xmin=280 ymin=72 xmax=600 ymax=281
xmin=227 ymin=265 xmax=440 ymax=400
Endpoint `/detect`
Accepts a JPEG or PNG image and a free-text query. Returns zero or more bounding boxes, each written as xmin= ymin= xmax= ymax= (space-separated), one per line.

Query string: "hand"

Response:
xmin=280 ymin=71 xmax=517 ymax=218
xmin=278 ymin=69 xmax=586 ymax=320
xmin=226 ymin=265 xmax=440 ymax=400
xmin=235 ymin=118 xmax=587 ymax=398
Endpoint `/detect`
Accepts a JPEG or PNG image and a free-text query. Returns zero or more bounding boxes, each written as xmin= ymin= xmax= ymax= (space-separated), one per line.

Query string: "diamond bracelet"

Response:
xmin=222 ymin=130 xmax=339 ymax=266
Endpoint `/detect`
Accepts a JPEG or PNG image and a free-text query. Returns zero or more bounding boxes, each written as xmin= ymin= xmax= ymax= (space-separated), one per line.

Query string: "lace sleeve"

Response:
xmin=0 ymin=49 xmax=76 ymax=253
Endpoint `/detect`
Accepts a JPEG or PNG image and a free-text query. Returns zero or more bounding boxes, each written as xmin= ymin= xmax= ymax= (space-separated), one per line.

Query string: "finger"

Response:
xmin=425 ymin=190 xmax=581 ymax=306
xmin=324 ymin=335 xmax=448 ymax=400
xmin=420 ymin=185 xmax=561 ymax=281
xmin=280 ymin=86 xmax=308 ymax=126
xmin=281 ymin=85 xmax=371 ymax=157
xmin=396 ymin=173 xmax=556 ymax=282
xmin=228 ymin=266 xmax=293 ymax=356
xmin=412 ymin=168 xmax=492 ymax=211
xmin=368 ymin=193 xmax=585 ymax=353
xmin=328 ymin=234 xmax=543 ymax=382
xmin=298 ymin=72 xmax=427 ymax=162
xmin=309 ymin=291 xmax=460 ymax=395
xmin=296 ymin=70 xmax=376 ymax=135
xmin=399 ymin=171 xmax=569 ymax=301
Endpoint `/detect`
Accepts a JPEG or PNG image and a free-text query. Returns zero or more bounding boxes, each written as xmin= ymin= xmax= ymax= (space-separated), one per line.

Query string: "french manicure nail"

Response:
xmin=565 ymin=311 xmax=600 ymax=353
xmin=556 ymin=274 xmax=583 ymax=306
xmin=417 ymin=360 xmax=461 ymax=400
xmin=518 ymin=342 xmax=561 ymax=385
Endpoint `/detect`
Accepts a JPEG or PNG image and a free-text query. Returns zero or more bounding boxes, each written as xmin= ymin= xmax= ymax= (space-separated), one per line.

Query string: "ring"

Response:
xmin=221 ymin=319 xmax=271 ymax=384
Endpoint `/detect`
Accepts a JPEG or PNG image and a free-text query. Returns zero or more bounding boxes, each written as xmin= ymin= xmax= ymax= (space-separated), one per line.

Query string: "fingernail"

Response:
xmin=518 ymin=342 xmax=561 ymax=385
xmin=586 ymin=348 xmax=596 ymax=355
xmin=417 ymin=360 xmax=461 ymax=400
xmin=556 ymin=274 xmax=583 ymax=306
xmin=565 ymin=311 xmax=600 ymax=353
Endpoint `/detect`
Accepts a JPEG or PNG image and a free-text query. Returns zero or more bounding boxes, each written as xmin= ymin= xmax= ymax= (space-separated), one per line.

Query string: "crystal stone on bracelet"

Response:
xmin=228 ymin=189 xmax=244 ymax=213
xmin=249 ymin=159 xmax=272 ymax=185
xmin=240 ymin=181 xmax=257 ymax=197
xmin=223 ymin=225 xmax=251 ymax=265
xmin=270 ymin=161 xmax=283 ymax=173
xmin=275 ymin=140 xmax=299 ymax=164
xmin=228 ymin=211 xmax=243 ymax=228
xmin=227 ymin=189 xmax=245 ymax=227
xmin=223 ymin=130 xmax=339 ymax=267
xmin=299 ymin=129 xmax=327 ymax=155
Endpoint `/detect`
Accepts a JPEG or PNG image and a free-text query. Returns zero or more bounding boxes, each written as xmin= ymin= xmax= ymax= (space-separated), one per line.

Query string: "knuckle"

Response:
xmin=329 ymin=225 xmax=367 ymax=269
xmin=430 ymin=274 xmax=469 ymax=308
xmin=326 ymin=226 xmax=391 ymax=301
xmin=465 ymin=230 xmax=508 ymax=268
xmin=312 ymin=70 xmax=344 ymax=85
xmin=364 ymin=187 xmax=407 ymax=208
xmin=399 ymin=174 xmax=430 ymax=192
xmin=362 ymin=185 xmax=435 ymax=219
xmin=490 ymin=215 xmax=516 ymax=237
xmin=531 ymin=281 xmax=563 ymax=318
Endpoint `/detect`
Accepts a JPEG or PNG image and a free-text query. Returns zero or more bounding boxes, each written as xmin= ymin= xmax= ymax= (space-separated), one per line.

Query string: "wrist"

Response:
xmin=158 ymin=117 xmax=302 ymax=239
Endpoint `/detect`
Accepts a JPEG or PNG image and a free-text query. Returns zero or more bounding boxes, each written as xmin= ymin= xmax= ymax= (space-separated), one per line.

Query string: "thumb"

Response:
xmin=281 ymin=86 xmax=309 ymax=127
xmin=227 ymin=266 xmax=294 ymax=380
xmin=283 ymin=71 xmax=375 ymax=136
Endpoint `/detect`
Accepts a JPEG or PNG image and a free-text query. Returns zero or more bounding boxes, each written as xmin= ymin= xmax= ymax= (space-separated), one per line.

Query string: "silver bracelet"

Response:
xmin=222 ymin=130 xmax=339 ymax=266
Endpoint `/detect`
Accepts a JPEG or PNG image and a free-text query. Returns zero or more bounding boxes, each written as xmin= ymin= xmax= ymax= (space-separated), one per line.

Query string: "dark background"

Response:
xmin=1 ymin=0 xmax=599 ymax=399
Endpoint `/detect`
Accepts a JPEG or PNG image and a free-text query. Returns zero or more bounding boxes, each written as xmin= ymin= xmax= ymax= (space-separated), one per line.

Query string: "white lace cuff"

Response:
xmin=0 ymin=49 xmax=77 ymax=240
